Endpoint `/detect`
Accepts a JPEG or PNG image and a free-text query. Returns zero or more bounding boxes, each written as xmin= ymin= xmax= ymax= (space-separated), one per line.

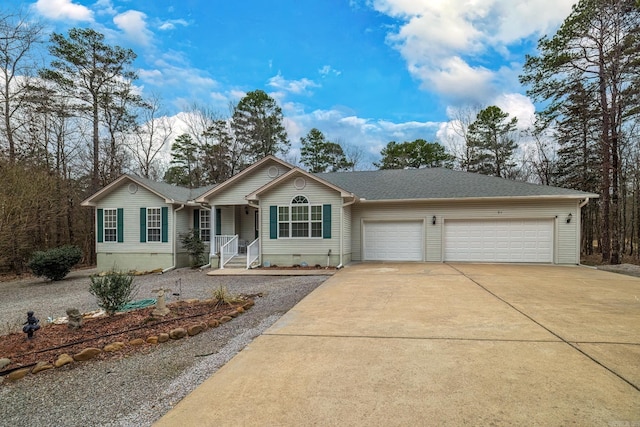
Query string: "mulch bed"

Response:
xmin=0 ymin=298 xmax=252 ymax=375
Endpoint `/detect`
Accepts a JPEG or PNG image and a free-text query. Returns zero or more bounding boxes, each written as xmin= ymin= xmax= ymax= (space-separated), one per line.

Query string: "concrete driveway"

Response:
xmin=155 ymin=263 xmax=640 ymax=426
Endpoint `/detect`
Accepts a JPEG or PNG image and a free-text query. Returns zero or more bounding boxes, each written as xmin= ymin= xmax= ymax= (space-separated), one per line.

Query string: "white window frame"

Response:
xmin=103 ymin=208 xmax=117 ymax=242
xmin=277 ymin=195 xmax=322 ymax=239
xmin=147 ymin=207 xmax=161 ymax=242
xmin=200 ymin=210 xmax=211 ymax=242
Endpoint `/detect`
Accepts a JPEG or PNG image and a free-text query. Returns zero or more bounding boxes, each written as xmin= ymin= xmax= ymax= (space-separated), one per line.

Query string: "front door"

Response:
xmin=254 ymin=211 xmax=259 ymax=239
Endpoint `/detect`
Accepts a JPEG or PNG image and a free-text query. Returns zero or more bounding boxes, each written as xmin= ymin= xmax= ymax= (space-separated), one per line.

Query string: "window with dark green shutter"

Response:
xmin=322 ymin=204 xmax=331 ymax=239
xmin=140 ymin=207 xmax=147 ymax=242
xmin=117 ymin=208 xmax=124 ymax=243
xmin=161 ymin=207 xmax=168 ymax=242
xmin=97 ymin=209 xmax=104 ymax=243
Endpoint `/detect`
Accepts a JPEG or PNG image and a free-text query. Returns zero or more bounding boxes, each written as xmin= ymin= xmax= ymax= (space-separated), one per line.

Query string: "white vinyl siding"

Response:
xmin=261 ymin=176 xmax=341 ymax=258
xmin=444 ymin=219 xmax=553 ymax=262
xmin=207 ymin=162 xmax=290 ymax=205
xmin=96 ymin=184 xmax=172 ymax=255
xmin=351 ymin=199 xmax=581 ymax=264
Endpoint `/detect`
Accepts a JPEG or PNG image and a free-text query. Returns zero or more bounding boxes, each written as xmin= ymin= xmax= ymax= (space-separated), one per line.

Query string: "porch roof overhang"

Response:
xmin=245 ymin=167 xmax=356 ymax=201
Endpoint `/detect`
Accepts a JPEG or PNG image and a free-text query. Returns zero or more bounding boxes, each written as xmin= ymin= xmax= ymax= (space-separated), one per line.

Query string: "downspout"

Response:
xmin=338 ymin=196 xmax=357 ymax=268
xmin=162 ymin=203 xmax=184 ymax=274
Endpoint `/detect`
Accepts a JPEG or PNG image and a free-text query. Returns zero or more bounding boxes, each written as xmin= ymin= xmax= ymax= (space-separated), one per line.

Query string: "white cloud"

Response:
xmin=34 ymin=0 xmax=93 ymax=22
xmin=319 ymin=65 xmax=342 ymax=77
xmin=492 ymin=93 xmax=536 ymax=130
xmin=370 ymin=0 xmax=576 ymax=105
xmin=158 ymin=19 xmax=189 ymax=31
xmin=267 ymin=73 xmax=320 ymax=95
xmin=113 ymin=10 xmax=152 ymax=46
xmin=95 ymin=0 xmax=116 ymax=16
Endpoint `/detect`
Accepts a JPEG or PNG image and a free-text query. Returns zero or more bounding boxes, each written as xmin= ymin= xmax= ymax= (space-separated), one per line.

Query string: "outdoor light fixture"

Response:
xmin=432 ymin=215 xmax=436 ymax=225
xmin=566 ymin=213 xmax=572 ymax=223
xmin=245 ymin=206 xmax=249 ymax=215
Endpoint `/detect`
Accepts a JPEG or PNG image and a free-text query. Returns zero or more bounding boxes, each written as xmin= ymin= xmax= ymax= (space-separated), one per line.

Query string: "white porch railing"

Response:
xmin=247 ymin=237 xmax=260 ymax=269
xmin=219 ymin=235 xmax=238 ymax=269
xmin=214 ymin=235 xmax=236 ymax=255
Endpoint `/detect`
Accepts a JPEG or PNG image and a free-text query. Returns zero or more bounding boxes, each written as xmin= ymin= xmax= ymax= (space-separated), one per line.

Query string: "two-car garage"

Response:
xmin=362 ymin=218 xmax=555 ymax=263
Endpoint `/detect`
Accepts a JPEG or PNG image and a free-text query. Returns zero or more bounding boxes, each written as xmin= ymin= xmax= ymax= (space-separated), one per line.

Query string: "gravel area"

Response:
xmin=0 ymin=268 xmax=327 ymax=426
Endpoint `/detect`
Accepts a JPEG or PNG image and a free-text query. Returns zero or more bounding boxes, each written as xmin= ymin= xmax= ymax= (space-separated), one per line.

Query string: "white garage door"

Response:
xmin=444 ymin=219 xmax=553 ymax=263
xmin=364 ymin=221 xmax=423 ymax=261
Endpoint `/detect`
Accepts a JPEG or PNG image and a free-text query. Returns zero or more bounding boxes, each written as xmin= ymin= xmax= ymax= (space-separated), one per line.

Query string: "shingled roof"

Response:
xmin=316 ymin=168 xmax=597 ymax=201
xmin=127 ymin=174 xmax=217 ymax=202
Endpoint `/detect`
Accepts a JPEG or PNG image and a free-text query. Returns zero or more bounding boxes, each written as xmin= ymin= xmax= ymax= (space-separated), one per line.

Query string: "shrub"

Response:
xmin=89 ymin=271 xmax=138 ymax=315
xmin=180 ymin=229 xmax=206 ymax=267
xmin=28 ymin=245 xmax=82 ymax=281
xmin=211 ymin=285 xmax=242 ymax=305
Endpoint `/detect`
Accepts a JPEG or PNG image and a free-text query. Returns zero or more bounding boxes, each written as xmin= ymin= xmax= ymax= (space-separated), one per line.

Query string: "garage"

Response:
xmin=444 ymin=219 xmax=553 ymax=263
xmin=363 ymin=220 xmax=423 ymax=261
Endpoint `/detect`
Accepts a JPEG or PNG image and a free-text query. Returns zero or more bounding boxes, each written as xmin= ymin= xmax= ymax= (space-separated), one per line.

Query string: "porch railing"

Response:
xmin=247 ymin=237 xmax=260 ymax=269
xmin=214 ymin=235 xmax=236 ymax=255
xmin=219 ymin=235 xmax=238 ymax=269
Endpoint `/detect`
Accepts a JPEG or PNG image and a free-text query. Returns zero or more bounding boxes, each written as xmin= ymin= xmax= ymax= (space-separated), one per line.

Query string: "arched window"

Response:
xmin=277 ymin=195 xmax=322 ymax=238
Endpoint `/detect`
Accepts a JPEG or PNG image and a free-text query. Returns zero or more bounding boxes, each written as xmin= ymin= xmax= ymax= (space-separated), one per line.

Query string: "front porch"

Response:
xmin=209 ymin=204 xmax=260 ymax=269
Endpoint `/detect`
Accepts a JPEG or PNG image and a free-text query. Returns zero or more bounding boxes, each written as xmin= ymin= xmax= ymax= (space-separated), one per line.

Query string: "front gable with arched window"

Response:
xmin=270 ymin=195 xmax=331 ymax=239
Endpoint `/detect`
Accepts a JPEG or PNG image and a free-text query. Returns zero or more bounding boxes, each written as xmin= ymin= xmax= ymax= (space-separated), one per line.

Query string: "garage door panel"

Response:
xmin=445 ymin=219 xmax=553 ymax=263
xmin=364 ymin=221 xmax=423 ymax=261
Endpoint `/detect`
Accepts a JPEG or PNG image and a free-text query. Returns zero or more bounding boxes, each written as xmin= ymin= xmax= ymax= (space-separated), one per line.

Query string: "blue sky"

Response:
xmin=16 ymin=0 xmax=577 ymax=164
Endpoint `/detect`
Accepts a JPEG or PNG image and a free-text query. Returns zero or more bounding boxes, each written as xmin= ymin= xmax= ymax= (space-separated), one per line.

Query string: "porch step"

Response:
xmin=223 ymin=256 xmax=248 ymax=269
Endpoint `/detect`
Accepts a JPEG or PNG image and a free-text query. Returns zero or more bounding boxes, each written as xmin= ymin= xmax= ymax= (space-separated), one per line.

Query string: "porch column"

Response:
xmin=210 ymin=205 xmax=216 ymax=261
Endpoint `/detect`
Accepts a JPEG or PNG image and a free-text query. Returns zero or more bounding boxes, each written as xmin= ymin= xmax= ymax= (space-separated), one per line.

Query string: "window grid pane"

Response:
xmin=311 ymin=222 xmax=322 ymax=238
xmin=311 ymin=206 xmax=322 ymax=221
xmin=104 ymin=209 xmax=117 ymax=242
xmin=278 ymin=223 xmax=289 ymax=238
xmin=291 ymin=206 xmax=308 ymax=221
xmin=278 ymin=206 xmax=289 ymax=221
xmin=200 ymin=210 xmax=210 ymax=241
xmin=147 ymin=208 xmax=161 ymax=242
xmin=291 ymin=222 xmax=309 ymax=237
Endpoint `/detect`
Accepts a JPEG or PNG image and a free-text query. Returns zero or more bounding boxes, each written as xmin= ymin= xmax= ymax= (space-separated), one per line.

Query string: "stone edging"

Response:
xmin=1 ymin=299 xmax=254 ymax=383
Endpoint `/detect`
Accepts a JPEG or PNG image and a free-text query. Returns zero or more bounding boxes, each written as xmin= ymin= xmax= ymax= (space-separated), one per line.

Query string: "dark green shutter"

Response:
xmin=269 ymin=205 xmax=277 ymax=239
xmin=97 ymin=209 xmax=104 ymax=243
xmin=322 ymin=204 xmax=331 ymax=239
xmin=215 ymin=208 xmax=222 ymax=235
xmin=140 ymin=207 xmax=146 ymax=242
xmin=117 ymin=208 xmax=124 ymax=243
xmin=161 ymin=207 xmax=169 ymax=243
xmin=193 ymin=209 xmax=200 ymax=230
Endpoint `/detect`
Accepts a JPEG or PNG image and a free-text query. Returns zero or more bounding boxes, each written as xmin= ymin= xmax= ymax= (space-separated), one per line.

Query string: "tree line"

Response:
xmin=0 ymin=0 xmax=639 ymax=275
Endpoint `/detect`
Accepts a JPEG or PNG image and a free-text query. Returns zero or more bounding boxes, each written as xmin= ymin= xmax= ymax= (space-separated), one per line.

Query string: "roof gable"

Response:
xmin=81 ymin=174 xmax=216 ymax=206
xmin=196 ymin=156 xmax=294 ymax=203
xmin=316 ymin=168 xmax=598 ymax=201
xmin=246 ymin=167 xmax=354 ymax=200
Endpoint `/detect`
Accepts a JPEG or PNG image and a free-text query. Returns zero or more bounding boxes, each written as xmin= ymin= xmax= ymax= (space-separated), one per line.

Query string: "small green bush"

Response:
xmin=89 ymin=271 xmax=138 ymax=315
xmin=28 ymin=245 xmax=83 ymax=281
xmin=180 ymin=228 xmax=206 ymax=267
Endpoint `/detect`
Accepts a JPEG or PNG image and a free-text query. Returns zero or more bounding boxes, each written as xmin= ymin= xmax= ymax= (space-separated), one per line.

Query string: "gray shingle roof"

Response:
xmin=315 ymin=168 xmax=596 ymax=200
xmin=127 ymin=174 xmax=217 ymax=202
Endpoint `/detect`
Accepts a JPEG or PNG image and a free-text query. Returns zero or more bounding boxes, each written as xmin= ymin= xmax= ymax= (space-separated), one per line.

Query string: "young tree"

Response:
xmin=231 ymin=90 xmax=289 ymax=163
xmin=164 ymin=133 xmax=202 ymax=188
xmin=466 ymin=106 xmax=518 ymax=178
xmin=299 ymin=128 xmax=353 ymax=173
xmin=40 ymin=28 xmax=138 ymax=191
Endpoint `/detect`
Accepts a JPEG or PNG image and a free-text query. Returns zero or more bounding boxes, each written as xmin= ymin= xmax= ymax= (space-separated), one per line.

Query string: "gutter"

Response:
xmin=162 ymin=203 xmax=185 ymax=274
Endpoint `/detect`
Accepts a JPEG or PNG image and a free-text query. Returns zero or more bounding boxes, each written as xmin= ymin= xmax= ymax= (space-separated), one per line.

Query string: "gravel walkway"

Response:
xmin=0 ymin=268 xmax=327 ymax=426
